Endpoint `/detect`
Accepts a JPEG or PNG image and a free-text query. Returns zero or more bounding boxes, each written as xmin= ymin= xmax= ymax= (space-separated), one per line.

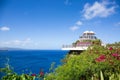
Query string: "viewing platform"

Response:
xmin=62 ymin=31 xmax=98 ymax=51
xmin=62 ymin=46 xmax=88 ymax=50
xmin=62 ymin=43 xmax=90 ymax=50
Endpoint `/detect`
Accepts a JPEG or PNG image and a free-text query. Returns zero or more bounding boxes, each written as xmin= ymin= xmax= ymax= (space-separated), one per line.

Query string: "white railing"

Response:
xmin=62 ymin=45 xmax=74 ymax=48
xmin=62 ymin=44 xmax=91 ymax=48
xmin=62 ymin=45 xmax=89 ymax=50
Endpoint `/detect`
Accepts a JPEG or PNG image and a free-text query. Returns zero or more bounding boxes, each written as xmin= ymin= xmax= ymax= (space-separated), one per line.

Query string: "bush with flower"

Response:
xmin=45 ymin=43 xmax=120 ymax=80
xmin=0 ymin=63 xmax=44 ymax=80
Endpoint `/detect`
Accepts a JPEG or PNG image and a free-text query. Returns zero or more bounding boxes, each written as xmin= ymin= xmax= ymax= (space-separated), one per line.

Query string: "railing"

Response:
xmin=62 ymin=45 xmax=75 ymax=48
xmin=62 ymin=44 xmax=91 ymax=48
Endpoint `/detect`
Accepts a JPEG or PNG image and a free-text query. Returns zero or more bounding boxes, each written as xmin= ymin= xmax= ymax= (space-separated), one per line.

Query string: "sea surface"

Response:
xmin=0 ymin=50 xmax=68 ymax=76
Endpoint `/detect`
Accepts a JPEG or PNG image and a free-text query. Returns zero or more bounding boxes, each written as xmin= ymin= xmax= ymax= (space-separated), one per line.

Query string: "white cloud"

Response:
xmin=76 ymin=21 xmax=83 ymax=26
xmin=115 ymin=22 xmax=120 ymax=26
xmin=69 ymin=20 xmax=83 ymax=31
xmin=64 ymin=0 xmax=71 ymax=5
xmin=118 ymin=22 xmax=120 ymax=25
xmin=83 ymin=1 xmax=117 ymax=19
xmin=70 ymin=26 xmax=79 ymax=31
xmin=2 ymin=38 xmax=32 ymax=46
xmin=0 ymin=26 xmax=10 ymax=31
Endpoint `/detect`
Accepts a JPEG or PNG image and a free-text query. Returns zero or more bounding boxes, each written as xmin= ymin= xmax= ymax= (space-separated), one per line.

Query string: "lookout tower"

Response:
xmin=62 ymin=31 xmax=98 ymax=51
xmin=62 ymin=31 xmax=104 ymax=54
xmin=79 ymin=31 xmax=97 ymax=41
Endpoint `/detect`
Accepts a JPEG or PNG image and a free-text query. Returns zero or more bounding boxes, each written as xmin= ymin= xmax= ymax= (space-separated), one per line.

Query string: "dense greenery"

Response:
xmin=107 ymin=42 xmax=120 ymax=48
xmin=45 ymin=42 xmax=120 ymax=80
xmin=72 ymin=39 xmax=101 ymax=46
xmin=0 ymin=62 xmax=44 ymax=80
xmin=0 ymin=42 xmax=120 ymax=80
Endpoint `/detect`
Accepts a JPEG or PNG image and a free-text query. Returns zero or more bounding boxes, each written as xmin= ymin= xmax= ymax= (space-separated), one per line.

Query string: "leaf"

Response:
xmin=100 ymin=71 xmax=104 ymax=80
xmin=109 ymin=74 xmax=114 ymax=80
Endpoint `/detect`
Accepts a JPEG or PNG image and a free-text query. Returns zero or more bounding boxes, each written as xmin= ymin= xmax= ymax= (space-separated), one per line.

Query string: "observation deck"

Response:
xmin=62 ymin=31 xmax=97 ymax=51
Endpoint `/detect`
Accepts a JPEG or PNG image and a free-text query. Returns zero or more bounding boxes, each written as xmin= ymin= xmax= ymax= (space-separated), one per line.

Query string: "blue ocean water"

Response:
xmin=0 ymin=50 xmax=68 ymax=75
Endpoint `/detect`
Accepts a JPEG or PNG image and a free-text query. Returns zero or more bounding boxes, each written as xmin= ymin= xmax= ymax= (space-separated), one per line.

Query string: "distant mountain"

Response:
xmin=0 ymin=47 xmax=24 ymax=50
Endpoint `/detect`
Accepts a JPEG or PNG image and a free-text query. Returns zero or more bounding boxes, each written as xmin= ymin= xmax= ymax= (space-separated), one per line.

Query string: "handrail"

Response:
xmin=62 ymin=44 xmax=90 ymax=48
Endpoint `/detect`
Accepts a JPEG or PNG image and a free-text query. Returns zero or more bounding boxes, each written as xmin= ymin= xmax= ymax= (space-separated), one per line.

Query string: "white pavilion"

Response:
xmin=62 ymin=31 xmax=97 ymax=50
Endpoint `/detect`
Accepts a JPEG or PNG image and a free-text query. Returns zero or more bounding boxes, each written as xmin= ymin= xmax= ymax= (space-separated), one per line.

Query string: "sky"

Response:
xmin=0 ymin=0 xmax=120 ymax=49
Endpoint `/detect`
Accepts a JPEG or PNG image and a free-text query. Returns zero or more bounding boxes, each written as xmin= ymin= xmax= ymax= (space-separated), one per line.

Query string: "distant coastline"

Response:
xmin=0 ymin=47 xmax=24 ymax=51
xmin=0 ymin=47 xmax=63 ymax=51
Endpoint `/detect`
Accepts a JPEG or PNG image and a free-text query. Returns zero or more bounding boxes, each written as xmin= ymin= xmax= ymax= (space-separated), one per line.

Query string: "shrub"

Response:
xmin=45 ymin=45 xmax=120 ymax=80
xmin=0 ymin=63 xmax=44 ymax=80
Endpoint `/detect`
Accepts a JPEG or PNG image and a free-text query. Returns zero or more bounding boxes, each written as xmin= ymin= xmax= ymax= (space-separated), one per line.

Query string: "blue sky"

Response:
xmin=0 ymin=0 xmax=120 ymax=49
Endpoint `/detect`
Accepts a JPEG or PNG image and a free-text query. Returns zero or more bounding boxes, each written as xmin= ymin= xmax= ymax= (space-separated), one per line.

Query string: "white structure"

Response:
xmin=79 ymin=31 xmax=97 ymax=41
xmin=62 ymin=46 xmax=88 ymax=50
xmin=62 ymin=31 xmax=97 ymax=50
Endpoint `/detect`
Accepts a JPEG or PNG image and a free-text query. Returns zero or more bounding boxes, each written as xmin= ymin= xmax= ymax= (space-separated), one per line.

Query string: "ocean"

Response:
xmin=0 ymin=50 xmax=68 ymax=76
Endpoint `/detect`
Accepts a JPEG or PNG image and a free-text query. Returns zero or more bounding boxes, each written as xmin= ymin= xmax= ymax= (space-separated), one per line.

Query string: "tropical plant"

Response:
xmin=0 ymin=63 xmax=44 ymax=80
xmin=45 ymin=44 xmax=120 ymax=80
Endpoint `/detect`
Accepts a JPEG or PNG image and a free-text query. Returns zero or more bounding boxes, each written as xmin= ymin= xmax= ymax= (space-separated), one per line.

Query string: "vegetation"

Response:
xmin=0 ymin=62 xmax=44 ymax=80
xmin=45 ymin=42 xmax=120 ymax=80
xmin=72 ymin=39 xmax=102 ymax=46
xmin=107 ymin=42 xmax=120 ymax=48
xmin=0 ymin=41 xmax=120 ymax=80
xmin=92 ymin=39 xmax=101 ymax=45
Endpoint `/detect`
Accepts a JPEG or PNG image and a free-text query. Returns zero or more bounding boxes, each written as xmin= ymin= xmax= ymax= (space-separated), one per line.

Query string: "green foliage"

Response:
xmin=92 ymin=39 xmax=101 ymax=45
xmin=49 ymin=62 xmax=55 ymax=72
xmin=100 ymin=71 xmax=104 ymax=80
xmin=73 ymin=39 xmax=102 ymax=46
xmin=0 ymin=65 xmax=35 ymax=80
xmin=107 ymin=42 xmax=120 ymax=48
xmin=45 ymin=45 xmax=120 ymax=80
xmin=0 ymin=61 xmax=44 ymax=80
xmin=1 ymin=73 xmax=35 ymax=80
